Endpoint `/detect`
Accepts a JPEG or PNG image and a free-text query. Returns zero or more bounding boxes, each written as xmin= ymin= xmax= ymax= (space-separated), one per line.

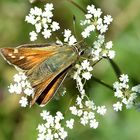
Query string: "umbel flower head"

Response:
xmin=8 ymin=72 xmax=34 ymax=107
xmin=37 ymin=111 xmax=68 ymax=140
xmin=113 ymin=74 xmax=140 ymax=111
xmin=25 ymin=3 xmax=60 ymax=41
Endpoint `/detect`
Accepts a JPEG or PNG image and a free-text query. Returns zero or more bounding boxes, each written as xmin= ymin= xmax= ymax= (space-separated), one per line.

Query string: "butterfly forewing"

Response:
xmin=0 ymin=45 xmax=58 ymax=70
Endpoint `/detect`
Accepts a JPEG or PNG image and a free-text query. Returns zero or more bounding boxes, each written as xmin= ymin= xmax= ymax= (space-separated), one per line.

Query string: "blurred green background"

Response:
xmin=0 ymin=0 xmax=140 ymax=140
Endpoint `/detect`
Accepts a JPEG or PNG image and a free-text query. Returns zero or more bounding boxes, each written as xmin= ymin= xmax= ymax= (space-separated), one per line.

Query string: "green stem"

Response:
xmin=92 ymin=76 xmax=113 ymax=90
xmin=92 ymin=58 xmax=102 ymax=67
xmin=67 ymin=0 xmax=86 ymax=14
xmin=108 ymin=58 xmax=122 ymax=80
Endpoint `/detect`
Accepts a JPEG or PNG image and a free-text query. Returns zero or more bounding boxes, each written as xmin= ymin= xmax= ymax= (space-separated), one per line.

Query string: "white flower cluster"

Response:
xmin=56 ymin=29 xmax=77 ymax=46
xmin=69 ymin=95 xmax=107 ymax=129
xmin=25 ymin=3 xmax=60 ymax=41
xmin=113 ymin=74 xmax=140 ymax=111
xmin=73 ymin=60 xmax=93 ymax=94
xmin=37 ymin=110 xmax=68 ymax=140
xmin=8 ymin=72 xmax=34 ymax=107
xmin=81 ymin=4 xmax=113 ymax=38
xmin=91 ymin=35 xmax=115 ymax=61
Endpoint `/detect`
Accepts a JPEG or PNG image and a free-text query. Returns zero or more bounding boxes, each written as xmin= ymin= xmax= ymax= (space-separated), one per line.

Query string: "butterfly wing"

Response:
xmin=0 ymin=44 xmax=78 ymax=106
xmin=0 ymin=44 xmax=58 ymax=70
xmin=27 ymin=46 xmax=77 ymax=106
xmin=31 ymin=66 xmax=70 ymax=106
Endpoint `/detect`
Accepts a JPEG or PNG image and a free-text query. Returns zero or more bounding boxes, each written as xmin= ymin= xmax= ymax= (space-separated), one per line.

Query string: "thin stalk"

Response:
xmin=72 ymin=15 xmax=78 ymax=40
xmin=92 ymin=58 xmax=102 ymax=67
xmin=92 ymin=76 xmax=113 ymax=90
xmin=108 ymin=58 xmax=122 ymax=80
xmin=67 ymin=0 xmax=86 ymax=14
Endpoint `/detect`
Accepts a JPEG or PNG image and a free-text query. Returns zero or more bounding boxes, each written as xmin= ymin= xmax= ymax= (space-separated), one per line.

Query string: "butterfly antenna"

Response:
xmin=73 ymin=15 xmax=78 ymax=41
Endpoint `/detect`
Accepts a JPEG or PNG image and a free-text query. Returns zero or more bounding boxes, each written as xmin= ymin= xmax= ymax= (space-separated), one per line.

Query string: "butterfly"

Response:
xmin=0 ymin=43 xmax=80 ymax=107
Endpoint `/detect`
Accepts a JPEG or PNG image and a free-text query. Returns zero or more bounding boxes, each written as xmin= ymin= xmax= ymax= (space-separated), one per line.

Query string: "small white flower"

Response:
xmin=24 ymin=88 xmax=34 ymax=96
xmin=77 ymin=109 xmax=83 ymax=116
xmin=129 ymin=93 xmax=137 ymax=101
xmin=56 ymin=111 xmax=64 ymax=120
xmin=94 ymin=8 xmax=102 ymax=18
xmin=66 ymin=119 xmax=74 ymax=129
xmin=54 ymin=133 xmax=59 ymax=139
xmin=81 ymin=60 xmax=90 ymax=70
xmin=45 ymin=133 xmax=53 ymax=140
xmin=37 ymin=133 xmax=46 ymax=140
xmin=63 ymin=29 xmax=77 ymax=45
xmin=64 ymin=29 xmax=71 ymax=41
xmin=81 ymin=29 xmax=90 ymax=38
xmin=132 ymin=84 xmax=140 ymax=93
xmin=45 ymin=3 xmax=54 ymax=11
xmin=80 ymin=116 xmax=89 ymax=125
xmin=88 ymin=112 xmax=95 ymax=119
xmin=42 ymin=29 xmax=51 ymax=39
xmin=119 ymin=74 xmax=129 ymax=83
xmin=104 ymin=15 xmax=113 ymax=25
xmin=85 ymin=14 xmax=92 ymax=19
xmin=20 ymin=73 xmax=27 ymax=80
xmin=19 ymin=96 xmax=28 ymax=107
xmin=97 ymin=106 xmax=107 ymax=115
xmin=82 ymin=72 xmax=92 ymax=80
xmin=87 ymin=5 xmax=95 ymax=14
xmin=105 ymin=41 xmax=113 ymax=49
xmin=90 ymin=119 xmax=99 ymax=129
xmin=15 ymin=84 xmax=22 ymax=94
xmin=25 ymin=14 xmax=35 ymax=24
xmin=68 ymin=35 xmax=77 ymax=45
xmin=113 ymin=102 xmax=122 ymax=111
xmin=54 ymin=122 xmax=61 ymax=130
xmin=35 ymin=23 xmax=42 ymax=33
xmin=76 ymin=96 xmax=82 ymax=106
xmin=122 ymin=98 xmax=128 ymax=105
xmin=69 ymin=106 xmax=77 ymax=115
xmin=51 ymin=21 xmax=60 ymax=31
xmin=40 ymin=110 xmax=50 ymax=120
xmin=85 ymin=100 xmax=95 ymax=109
xmin=31 ymin=7 xmax=42 ymax=16
xmin=29 ymin=31 xmax=38 ymax=41
xmin=98 ymin=35 xmax=105 ymax=44
xmin=8 ymin=84 xmax=17 ymax=94
xmin=108 ymin=50 xmax=116 ymax=59
xmin=59 ymin=130 xmax=68 ymax=140
xmin=37 ymin=124 xmax=46 ymax=134
xmin=113 ymin=82 xmax=122 ymax=90
xmin=114 ymin=90 xmax=123 ymax=98
xmin=99 ymin=24 xmax=108 ymax=34
xmin=13 ymin=74 xmax=22 ymax=83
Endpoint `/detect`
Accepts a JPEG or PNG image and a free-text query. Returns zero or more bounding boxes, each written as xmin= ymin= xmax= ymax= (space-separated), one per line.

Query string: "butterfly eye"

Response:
xmin=79 ymin=50 xmax=84 ymax=56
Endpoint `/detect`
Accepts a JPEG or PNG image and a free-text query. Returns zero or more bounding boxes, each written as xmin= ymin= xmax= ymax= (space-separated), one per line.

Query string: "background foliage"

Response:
xmin=0 ymin=0 xmax=140 ymax=140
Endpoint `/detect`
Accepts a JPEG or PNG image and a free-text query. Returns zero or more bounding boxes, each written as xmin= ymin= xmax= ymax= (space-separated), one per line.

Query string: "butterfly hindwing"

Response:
xmin=30 ymin=67 xmax=70 ymax=106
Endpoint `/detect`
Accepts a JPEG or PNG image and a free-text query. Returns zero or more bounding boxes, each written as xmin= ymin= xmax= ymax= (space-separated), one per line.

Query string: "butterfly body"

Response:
xmin=0 ymin=44 xmax=79 ymax=106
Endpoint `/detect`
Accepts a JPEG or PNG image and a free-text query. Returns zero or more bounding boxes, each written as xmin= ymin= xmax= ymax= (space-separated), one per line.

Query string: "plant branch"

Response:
xmin=108 ymin=58 xmax=122 ymax=80
xmin=92 ymin=76 xmax=113 ymax=90
xmin=67 ymin=0 xmax=86 ymax=14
